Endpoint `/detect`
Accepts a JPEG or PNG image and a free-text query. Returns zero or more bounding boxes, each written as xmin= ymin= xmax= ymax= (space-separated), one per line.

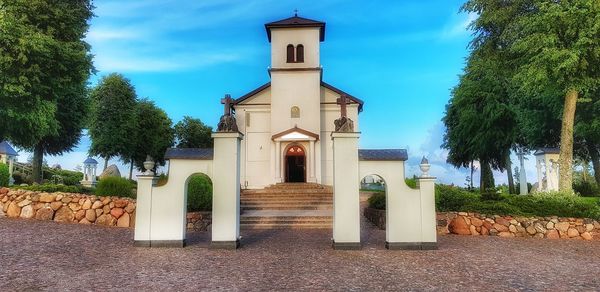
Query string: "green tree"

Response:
xmin=174 ymin=116 xmax=213 ymax=148
xmin=123 ymin=99 xmax=175 ymax=178
xmin=0 ymin=0 xmax=94 ymax=183
xmin=502 ymin=1 xmax=600 ymax=192
xmin=443 ymin=54 xmax=516 ymax=191
xmin=89 ymin=73 xmax=137 ymax=170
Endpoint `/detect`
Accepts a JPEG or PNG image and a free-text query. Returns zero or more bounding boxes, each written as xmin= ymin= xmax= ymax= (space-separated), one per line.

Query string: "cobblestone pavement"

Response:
xmin=1 ymin=216 xmax=599 ymax=291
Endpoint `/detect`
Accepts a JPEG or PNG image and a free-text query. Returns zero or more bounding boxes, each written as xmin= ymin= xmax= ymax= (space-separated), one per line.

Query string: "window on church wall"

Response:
xmin=286 ymin=44 xmax=295 ymax=63
xmin=296 ymin=45 xmax=304 ymax=63
xmin=290 ymin=106 xmax=300 ymax=118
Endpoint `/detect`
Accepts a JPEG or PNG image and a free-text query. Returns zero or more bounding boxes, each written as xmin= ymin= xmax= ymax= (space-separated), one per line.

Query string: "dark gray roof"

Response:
xmin=0 ymin=141 xmax=18 ymax=156
xmin=165 ymin=148 xmax=214 ymax=160
xmin=265 ymin=15 xmax=326 ymax=42
xmin=534 ymin=147 xmax=560 ymax=155
xmin=359 ymin=149 xmax=408 ymax=161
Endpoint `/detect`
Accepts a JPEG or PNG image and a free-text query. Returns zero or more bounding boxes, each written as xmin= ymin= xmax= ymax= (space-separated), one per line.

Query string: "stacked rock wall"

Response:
xmin=364 ymin=208 xmax=599 ymax=240
xmin=0 ymin=188 xmax=135 ymax=228
xmin=441 ymin=212 xmax=598 ymax=240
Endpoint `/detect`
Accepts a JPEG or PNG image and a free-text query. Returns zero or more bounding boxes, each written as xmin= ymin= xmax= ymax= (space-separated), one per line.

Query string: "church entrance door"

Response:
xmin=285 ymin=145 xmax=306 ymax=183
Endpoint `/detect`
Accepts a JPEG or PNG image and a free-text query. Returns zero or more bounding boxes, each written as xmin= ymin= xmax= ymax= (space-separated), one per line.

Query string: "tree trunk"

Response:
xmin=589 ymin=145 xmax=600 ymax=185
xmin=470 ymin=161 xmax=475 ymax=190
xmin=104 ymin=157 xmax=109 ymax=171
xmin=129 ymin=160 xmax=134 ymax=180
xmin=506 ymin=153 xmax=515 ymax=194
xmin=558 ymin=89 xmax=578 ymax=193
xmin=32 ymin=143 xmax=44 ymax=184
xmin=480 ymin=160 xmax=495 ymax=192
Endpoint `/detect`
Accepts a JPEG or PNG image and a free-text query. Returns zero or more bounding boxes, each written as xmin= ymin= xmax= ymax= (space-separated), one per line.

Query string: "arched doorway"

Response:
xmin=285 ymin=144 xmax=306 ymax=182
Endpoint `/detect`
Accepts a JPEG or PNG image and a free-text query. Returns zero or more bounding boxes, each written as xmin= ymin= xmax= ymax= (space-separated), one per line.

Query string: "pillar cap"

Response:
xmin=331 ymin=132 xmax=361 ymax=138
xmin=212 ymin=132 xmax=244 ymax=139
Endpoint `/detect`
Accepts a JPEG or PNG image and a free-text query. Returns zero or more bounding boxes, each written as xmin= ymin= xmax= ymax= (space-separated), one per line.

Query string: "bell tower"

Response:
xmin=265 ymin=14 xmax=325 ymax=135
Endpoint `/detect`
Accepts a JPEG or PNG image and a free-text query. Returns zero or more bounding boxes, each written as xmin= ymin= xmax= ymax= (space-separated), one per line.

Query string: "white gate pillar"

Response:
xmin=134 ymin=174 xmax=158 ymax=247
xmin=331 ymin=132 xmax=361 ymax=250
xmin=211 ymin=132 xmax=243 ymax=249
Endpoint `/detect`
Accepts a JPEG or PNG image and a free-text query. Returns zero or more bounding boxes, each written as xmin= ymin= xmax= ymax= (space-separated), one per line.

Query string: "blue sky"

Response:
xmin=16 ymin=0 xmax=541 ymax=185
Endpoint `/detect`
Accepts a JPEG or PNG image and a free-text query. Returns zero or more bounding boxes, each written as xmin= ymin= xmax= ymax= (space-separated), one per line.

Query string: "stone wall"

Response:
xmin=364 ymin=207 xmax=599 ymax=240
xmin=0 ymin=188 xmax=135 ymax=227
xmin=186 ymin=211 xmax=212 ymax=231
xmin=364 ymin=207 xmax=385 ymax=230
xmin=441 ymin=212 xmax=598 ymax=240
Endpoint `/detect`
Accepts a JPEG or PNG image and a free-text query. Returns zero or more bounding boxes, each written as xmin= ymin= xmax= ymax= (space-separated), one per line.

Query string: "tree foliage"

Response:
xmin=174 ymin=116 xmax=213 ymax=148
xmin=88 ymin=73 xmax=137 ymax=169
xmin=126 ymin=99 xmax=175 ymax=173
xmin=0 ymin=0 xmax=94 ymax=182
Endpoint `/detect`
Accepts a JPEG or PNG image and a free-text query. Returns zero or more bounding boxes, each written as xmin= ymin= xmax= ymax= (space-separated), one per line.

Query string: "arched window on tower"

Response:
xmin=296 ymin=45 xmax=304 ymax=63
xmin=287 ymin=44 xmax=295 ymax=63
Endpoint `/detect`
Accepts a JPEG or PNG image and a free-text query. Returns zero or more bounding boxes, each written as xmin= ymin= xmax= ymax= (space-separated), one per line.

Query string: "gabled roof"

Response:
xmin=165 ymin=148 xmax=214 ymax=160
xmin=359 ymin=149 xmax=408 ymax=161
xmin=0 ymin=141 xmax=18 ymax=156
xmin=233 ymin=82 xmax=364 ymax=112
xmin=265 ymin=15 xmax=326 ymax=42
xmin=272 ymin=126 xmax=319 ymax=141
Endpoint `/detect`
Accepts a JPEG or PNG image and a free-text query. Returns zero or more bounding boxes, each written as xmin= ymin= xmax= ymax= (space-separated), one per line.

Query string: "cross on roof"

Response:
xmin=221 ymin=94 xmax=233 ymax=116
xmin=294 ymin=9 xmax=298 ymax=16
xmin=336 ymin=94 xmax=350 ymax=118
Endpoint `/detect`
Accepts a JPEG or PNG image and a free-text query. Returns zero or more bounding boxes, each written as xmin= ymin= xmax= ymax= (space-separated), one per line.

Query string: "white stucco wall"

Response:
xmin=270 ymin=27 xmax=321 ymax=68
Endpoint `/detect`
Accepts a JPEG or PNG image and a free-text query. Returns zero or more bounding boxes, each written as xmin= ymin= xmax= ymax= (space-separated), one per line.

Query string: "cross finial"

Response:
xmin=336 ymin=94 xmax=350 ymax=118
xmin=221 ymin=94 xmax=233 ymax=116
xmin=294 ymin=9 xmax=298 ymax=16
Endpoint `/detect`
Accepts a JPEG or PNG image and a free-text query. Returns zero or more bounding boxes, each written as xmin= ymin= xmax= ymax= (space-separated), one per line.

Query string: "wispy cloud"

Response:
xmin=440 ymin=12 xmax=477 ymax=40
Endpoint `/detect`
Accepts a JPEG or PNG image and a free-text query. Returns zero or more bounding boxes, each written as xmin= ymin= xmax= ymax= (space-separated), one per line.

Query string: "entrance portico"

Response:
xmin=272 ymin=127 xmax=318 ymax=183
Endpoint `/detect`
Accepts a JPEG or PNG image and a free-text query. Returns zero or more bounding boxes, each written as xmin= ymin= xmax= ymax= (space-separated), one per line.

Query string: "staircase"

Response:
xmin=240 ymin=183 xmax=333 ymax=229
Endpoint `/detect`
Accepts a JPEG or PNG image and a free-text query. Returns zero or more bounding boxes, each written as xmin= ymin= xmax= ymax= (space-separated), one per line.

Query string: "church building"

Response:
xmin=232 ymin=14 xmax=363 ymax=189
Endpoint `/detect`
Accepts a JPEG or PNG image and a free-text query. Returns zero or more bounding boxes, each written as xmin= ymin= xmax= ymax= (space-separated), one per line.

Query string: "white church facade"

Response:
xmin=232 ymin=15 xmax=362 ymax=188
xmin=135 ymin=15 xmax=437 ymax=251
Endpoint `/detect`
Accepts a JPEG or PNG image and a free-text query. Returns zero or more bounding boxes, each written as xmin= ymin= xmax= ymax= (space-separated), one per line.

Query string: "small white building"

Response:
xmin=0 ymin=141 xmax=18 ymax=185
xmin=231 ymin=15 xmax=363 ymax=189
xmin=534 ymin=148 xmax=560 ymax=192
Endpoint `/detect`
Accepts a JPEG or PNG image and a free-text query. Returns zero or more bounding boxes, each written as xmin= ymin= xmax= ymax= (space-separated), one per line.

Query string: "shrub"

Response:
xmin=0 ymin=163 xmax=9 ymax=187
xmin=507 ymin=192 xmax=600 ymax=219
xmin=368 ymin=192 xmax=386 ymax=210
xmin=95 ymin=176 xmax=134 ymax=198
xmin=13 ymin=184 xmax=93 ymax=194
xmin=573 ymin=181 xmax=600 ymax=197
xmin=463 ymin=201 xmax=521 ymax=216
xmin=481 ymin=189 xmax=503 ymax=201
xmin=187 ymin=174 xmax=212 ymax=212
xmin=44 ymin=168 xmax=84 ymax=186
xmin=11 ymin=171 xmax=28 ymax=185
xmin=405 ymin=178 xmax=417 ymax=189
xmin=435 ymin=184 xmax=478 ymax=212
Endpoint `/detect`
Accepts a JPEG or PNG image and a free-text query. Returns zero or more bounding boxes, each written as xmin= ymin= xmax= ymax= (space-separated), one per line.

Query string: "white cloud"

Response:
xmin=440 ymin=12 xmax=477 ymax=40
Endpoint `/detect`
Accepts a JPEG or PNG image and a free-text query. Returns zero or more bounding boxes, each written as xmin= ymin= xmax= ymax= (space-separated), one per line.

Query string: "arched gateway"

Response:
xmin=134 ymin=14 xmax=437 ymax=250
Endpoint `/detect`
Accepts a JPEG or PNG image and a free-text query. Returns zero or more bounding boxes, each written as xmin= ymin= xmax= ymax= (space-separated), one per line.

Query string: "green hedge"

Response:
xmin=0 ymin=163 xmax=9 ymax=187
xmin=44 ymin=168 xmax=84 ymax=186
xmin=434 ymin=184 xmax=600 ymax=220
xmin=187 ymin=174 xmax=212 ymax=212
xmin=368 ymin=192 xmax=386 ymax=210
xmin=13 ymin=184 xmax=92 ymax=194
xmin=573 ymin=181 xmax=600 ymax=197
xmin=95 ymin=177 xmax=135 ymax=198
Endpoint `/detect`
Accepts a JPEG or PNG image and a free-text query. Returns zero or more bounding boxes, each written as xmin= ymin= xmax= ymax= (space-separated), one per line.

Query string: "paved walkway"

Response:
xmin=1 ymin=217 xmax=599 ymax=291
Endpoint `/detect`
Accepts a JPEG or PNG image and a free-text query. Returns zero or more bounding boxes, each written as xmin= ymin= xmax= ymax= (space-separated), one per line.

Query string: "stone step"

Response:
xmin=240 ymin=223 xmax=332 ymax=229
xmin=266 ymin=183 xmax=330 ymax=189
xmin=240 ymin=199 xmax=333 ymax=205
xmin=241 ymin=205 xmax=333 ymax=210
xmin=240 ymin=218 xmax=332 ymax=224
xmin=243 ymin=189 xmax=332 ymax=194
